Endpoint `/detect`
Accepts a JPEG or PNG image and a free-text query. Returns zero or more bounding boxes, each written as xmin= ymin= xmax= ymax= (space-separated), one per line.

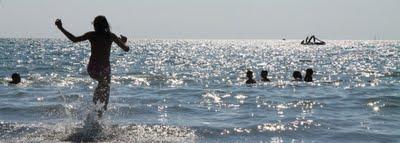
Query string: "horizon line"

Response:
xmin=0 ymin=37 xmax=399 ymax=41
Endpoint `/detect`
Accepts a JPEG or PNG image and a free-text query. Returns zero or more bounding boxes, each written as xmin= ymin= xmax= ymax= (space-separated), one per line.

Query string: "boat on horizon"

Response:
xmin=301 ymin=35 xmax=326 ymax=45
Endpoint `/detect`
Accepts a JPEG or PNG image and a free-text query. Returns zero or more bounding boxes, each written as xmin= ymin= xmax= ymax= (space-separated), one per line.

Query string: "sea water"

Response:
xmin=0 ymin=39 xmax=399 ymax=142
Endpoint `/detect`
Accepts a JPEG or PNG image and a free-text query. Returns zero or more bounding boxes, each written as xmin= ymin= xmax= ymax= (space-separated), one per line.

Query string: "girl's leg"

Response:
xmin=93 ymin=81 xmax=102 ymax=105
xmin=93 ymin=80 xmax=104 ymax=117
xmin=98 ymin=79 xmax=110 ymax=110
xmin=92 ymin=77 xmax=110 ymax=117
xmin=97 ymin=76 xmax=111 ymax=110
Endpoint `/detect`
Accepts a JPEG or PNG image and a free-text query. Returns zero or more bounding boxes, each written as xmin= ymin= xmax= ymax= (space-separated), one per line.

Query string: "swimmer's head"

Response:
xmin=93 ymin=15 xmax=110 ymax=34
xmin=246 ymin=70 xmax=254 ymax=79
xmin=306 ymin=68 xmax=314 ymax=75
xmin=10 ymin=73 xmax=21 ymax=84
xmin=292 ymin=71 xmax=302 ymax=80
xmin=261 ymin=70 xmax=268 ymax=79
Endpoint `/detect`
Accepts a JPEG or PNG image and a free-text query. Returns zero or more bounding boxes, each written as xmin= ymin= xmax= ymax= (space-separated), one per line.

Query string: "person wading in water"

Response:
xmin=55 ymin=15 xmax=130 ymax=117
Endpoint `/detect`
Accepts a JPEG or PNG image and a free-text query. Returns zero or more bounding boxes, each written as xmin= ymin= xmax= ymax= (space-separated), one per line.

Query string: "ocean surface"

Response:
xmin=0 ymin=38 xmax=399 ymax=143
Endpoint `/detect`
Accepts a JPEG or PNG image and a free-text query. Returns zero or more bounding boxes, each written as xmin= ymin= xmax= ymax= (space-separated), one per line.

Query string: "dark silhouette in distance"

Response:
xmin=246 ymin=70 xmax=256 ymax=84
xmin=260 ymin=70 xmax=270 ymax=82
xmin=55 ymin=15 xmax=129 ymax=117
xmin=304 ymin=68 xmax=314 ymax=82
xmin=301 ymin=36 xmax=309 ymax=45
xmin=9 ymin=73 xmax=21 ymax=84
xmin=301 ymin=35 xmax=326 ymax=45
xmin=292 ymin=71 xmax=303 ymax=81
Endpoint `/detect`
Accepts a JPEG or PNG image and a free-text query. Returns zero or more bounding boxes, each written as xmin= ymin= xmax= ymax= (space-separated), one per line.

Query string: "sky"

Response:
xmin=0 ymin=0 xmax=399 ymax=40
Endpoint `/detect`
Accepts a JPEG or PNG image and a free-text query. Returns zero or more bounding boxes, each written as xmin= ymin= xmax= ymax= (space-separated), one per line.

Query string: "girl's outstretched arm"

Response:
xmin=55 ymin=19 xmax=91 ymax=43
xmin=111 ymin=33 xmax=130 ymax=52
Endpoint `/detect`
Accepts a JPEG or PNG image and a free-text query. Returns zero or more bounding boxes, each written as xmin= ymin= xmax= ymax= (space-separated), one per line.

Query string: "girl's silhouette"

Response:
xmin=55 ymin=15 xmax=129 ymax=116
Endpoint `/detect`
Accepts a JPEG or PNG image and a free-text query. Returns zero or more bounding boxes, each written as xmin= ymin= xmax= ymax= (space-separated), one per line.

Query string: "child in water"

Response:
xmin=246 ymin=70 xmax=256 ymax=84
xmin=9 ymin=73 xmax=21 ymax=84
xmin=55 ymin=16 xmax=129 ymax=115
xmin=304 ymin=68 xmax=314 ymax=82
xmin=292 ymin=71 xmax=303 ymax=81
xmin=260 ymin=70 xmax=270 ymax=82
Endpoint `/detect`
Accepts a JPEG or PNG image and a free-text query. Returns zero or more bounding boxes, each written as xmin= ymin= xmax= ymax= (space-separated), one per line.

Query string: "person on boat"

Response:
xmin=308 ymin=35 xmax=325 ymax=45
xmin=301 ymin=36 xmax=309 ymax=44
xmin=9 ymin=73 xmax=21 ymax=84
xmin=304 ymin=68 xmax=314 ymax=82
xmin=292 ymin=71 xmax=303 ymax=81
xmin=260 ymin=70 xmax=270 ymax=82
xmin=302 ymin=35 xmax=325 ymax=45
xmin=307 ymin=35 xmax=314 ymax=43
xmin=246 ymin=70 xmax=257 ymax=84
xmin=55 ymin=15 xmax=130 ymax=116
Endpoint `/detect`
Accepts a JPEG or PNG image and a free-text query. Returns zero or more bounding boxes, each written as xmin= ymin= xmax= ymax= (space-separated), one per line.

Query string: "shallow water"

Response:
xmin=0 ymin=39 xmax=399 ymax=142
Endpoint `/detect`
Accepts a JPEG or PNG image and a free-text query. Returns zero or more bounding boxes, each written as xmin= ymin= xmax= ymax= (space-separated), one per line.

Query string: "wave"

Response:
xmin=0 ymin=119 xmax=196 ymax=143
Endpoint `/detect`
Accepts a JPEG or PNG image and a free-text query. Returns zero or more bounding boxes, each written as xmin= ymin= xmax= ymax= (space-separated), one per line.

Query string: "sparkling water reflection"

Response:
xmin=0 ymin=39 xmax=399 ymax=142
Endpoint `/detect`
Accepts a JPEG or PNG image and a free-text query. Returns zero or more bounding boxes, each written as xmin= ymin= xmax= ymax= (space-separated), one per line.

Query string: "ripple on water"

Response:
xmin=0 ymin=39 xmax=400 ymax=142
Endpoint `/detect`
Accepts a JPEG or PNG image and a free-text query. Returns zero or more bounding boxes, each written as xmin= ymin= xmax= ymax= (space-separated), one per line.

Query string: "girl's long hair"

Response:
xmin=93 ymin=15 xmax=111 ymax=35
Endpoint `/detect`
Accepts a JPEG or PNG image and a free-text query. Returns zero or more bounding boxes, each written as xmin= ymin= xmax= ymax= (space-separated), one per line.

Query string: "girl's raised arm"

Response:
xmin=111 ymin=33 xmax=130 ymax=52
xmin=55 ymin=19 xmax=91 ymax=43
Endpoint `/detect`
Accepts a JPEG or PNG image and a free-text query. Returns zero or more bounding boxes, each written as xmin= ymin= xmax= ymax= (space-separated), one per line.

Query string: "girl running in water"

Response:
xmin=55 ymin=16 xmax=129 ymax=115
